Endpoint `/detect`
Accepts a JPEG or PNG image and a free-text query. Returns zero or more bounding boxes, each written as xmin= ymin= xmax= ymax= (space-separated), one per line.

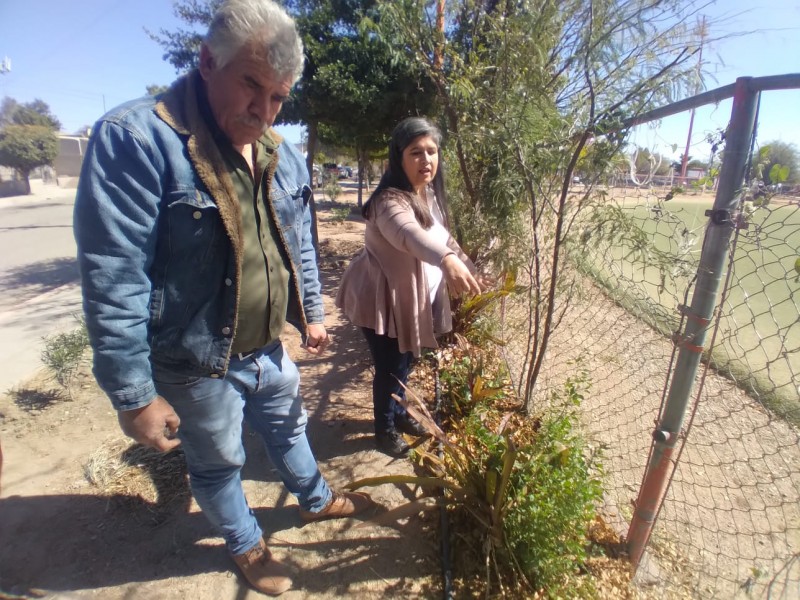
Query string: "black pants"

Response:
xmin=360 ymin=327 xmax=414 ymax=434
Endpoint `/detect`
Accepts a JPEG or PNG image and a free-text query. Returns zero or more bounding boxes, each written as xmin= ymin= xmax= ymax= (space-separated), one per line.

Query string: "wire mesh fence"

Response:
xmin=497 ymin=80 xmax=799 ymax=599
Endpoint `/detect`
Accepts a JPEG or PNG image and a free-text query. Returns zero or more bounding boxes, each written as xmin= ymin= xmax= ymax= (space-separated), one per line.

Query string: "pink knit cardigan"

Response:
xmin=335 ymin=189 xmax=475 ymax=357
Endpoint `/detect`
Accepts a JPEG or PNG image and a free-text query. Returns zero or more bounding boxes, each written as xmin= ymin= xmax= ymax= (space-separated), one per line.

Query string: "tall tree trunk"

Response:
xmin=305 ymin=121 xmax=318 ymax=185
xmin=21 ymin=171 xmax=31 ymax=195
xmin=305 ymin=121 xmax=320 ymax=253
xmin=356 ymin=142 xmax=364 ymax=208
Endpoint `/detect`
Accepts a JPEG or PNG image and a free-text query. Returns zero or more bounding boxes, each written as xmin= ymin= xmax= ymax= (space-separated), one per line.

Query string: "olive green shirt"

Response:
xmin=221 ymin=134 xmax=291 ymax=354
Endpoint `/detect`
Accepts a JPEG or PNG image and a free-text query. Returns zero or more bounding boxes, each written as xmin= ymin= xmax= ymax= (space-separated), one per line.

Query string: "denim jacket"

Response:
xmin=74 ymin=72 xmax=323 ymax=411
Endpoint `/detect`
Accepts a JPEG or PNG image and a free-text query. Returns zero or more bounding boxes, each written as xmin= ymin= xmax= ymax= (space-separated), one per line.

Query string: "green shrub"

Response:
xmin=323 ymin=177 xmax=341 ymax=202
xmin=443 ymin=372 xmax=602 ymax=596
xmin=41 ymin=319 xmax=90 ymax=394
xmin=330 ymin=205 xmax=350 ymax=224
xmin=502 ymin=395 xmax=603 ymax=592
xmin=350 ymin=342 xmax=604 ymax=597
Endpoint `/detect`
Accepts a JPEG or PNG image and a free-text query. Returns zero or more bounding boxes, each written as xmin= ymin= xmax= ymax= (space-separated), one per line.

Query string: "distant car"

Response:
xmin=322 ymin=162 xmax=339 ymax=181
xmin=338 ymin=166 xmax=353 ymax=179
xmin=311 ymin=164 xmax=323 ymax=188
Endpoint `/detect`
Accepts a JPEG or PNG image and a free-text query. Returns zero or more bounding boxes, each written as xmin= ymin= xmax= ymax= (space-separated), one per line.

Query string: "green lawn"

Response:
xmin=578 ymin=194 xmax=800 ymax=422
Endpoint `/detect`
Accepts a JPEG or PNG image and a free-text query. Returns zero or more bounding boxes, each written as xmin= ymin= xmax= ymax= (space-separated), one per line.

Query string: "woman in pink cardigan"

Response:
xmin=336 ymin=117 xmax=482 ymax=456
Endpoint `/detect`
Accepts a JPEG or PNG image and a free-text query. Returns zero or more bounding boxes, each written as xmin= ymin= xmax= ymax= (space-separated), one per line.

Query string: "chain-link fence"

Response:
xmin=499 ymin=76 xmax=800 ymax=598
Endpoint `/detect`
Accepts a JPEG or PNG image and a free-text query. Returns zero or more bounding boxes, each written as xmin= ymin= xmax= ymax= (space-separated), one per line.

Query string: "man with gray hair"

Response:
xmin=74 ymin=0 xmax=373 ymax=595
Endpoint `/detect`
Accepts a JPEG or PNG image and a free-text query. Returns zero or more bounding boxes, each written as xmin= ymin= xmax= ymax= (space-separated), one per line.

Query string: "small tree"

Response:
xmin=370 ymin=0 xmax=714 ymax=411
xmin=0 ymin=97 xmax=61 ymax=130
xmin=0 ymin=124 xmax=59 ymax=194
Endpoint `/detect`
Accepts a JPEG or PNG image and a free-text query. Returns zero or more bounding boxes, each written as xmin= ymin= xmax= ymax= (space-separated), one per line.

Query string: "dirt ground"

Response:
xmin=0 ymin=186 xmax=441 ymax=599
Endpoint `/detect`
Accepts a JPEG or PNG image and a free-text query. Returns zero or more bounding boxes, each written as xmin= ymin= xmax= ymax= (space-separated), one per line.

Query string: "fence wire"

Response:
xmin=499 ymin=181 xmax=800 ymax=598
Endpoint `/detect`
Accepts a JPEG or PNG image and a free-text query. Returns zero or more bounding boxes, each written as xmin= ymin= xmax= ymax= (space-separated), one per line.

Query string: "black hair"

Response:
xmin=362 ymin=116 xmax=450 ymax=229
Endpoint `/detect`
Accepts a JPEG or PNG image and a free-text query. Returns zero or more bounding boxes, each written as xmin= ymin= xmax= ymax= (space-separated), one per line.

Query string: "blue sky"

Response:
xmin=0 ymin=0 xmax=797 ymax=155
xmin=628 ymin=0 xmax=800 ymax=162
xmin=0 ymin=0 xmax=305 ymax=142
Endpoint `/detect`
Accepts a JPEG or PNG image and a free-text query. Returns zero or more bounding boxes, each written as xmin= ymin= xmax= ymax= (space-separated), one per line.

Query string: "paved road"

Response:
xmin=0 ymin=180 xmax=84 ymax=393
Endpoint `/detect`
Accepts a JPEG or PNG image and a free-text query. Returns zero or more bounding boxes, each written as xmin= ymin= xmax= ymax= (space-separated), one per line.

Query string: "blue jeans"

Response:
xmin=153 ymin=340 xmax=331 ymax=555
xmin=360 ymin=328 xmax=414 ymax=434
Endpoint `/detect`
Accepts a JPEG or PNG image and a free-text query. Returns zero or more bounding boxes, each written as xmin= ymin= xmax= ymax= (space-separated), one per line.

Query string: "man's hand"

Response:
xmin=118 ymin=395 xmax=181 ymax=452
xmin=442 ymin=254 xmax=482 ymax=296
xmin=304 ymin=322 xmax=330 ymax=355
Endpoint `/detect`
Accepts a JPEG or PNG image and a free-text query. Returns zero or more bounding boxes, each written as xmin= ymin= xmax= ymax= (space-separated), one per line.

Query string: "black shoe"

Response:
xmin=395 ymin=414 xmax=429 ymax=438
xmin=375 ymin=429 xmax=410 ymax=457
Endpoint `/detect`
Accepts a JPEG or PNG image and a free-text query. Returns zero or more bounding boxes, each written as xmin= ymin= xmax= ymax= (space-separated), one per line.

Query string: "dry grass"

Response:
xmin=83 ymin=437 xmax=191 ymax=524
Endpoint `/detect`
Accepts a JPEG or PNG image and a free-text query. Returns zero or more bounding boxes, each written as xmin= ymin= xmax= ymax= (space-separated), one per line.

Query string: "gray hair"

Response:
xmin=205 ymin=0 xmax=304 ymax=82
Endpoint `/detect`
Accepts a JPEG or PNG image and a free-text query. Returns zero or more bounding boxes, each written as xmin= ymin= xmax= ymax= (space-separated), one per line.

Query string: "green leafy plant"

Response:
xmin=330 ymin=205 xmax=350 ymax=224
xmin=449 ymin=272 xmax=521 ymax=347
xmin=348 ymin=357 xmax=604 ymax=597
xmin=691 ymin=167 xmax=719 ymax=192
xmin=438 ymin=353 xmax=508 ymax=418
xmin=323 ymin=176 xmax=341 ymax=202
xmin=41 ymin=319 xmax=90 ymax=397
xmin=502 ymin=374 xmax=602 ymax=594
xmin=751 ymin=141 xmax=798 ymax=186
xmin=769 ymin=163 xmax=790 ymax=184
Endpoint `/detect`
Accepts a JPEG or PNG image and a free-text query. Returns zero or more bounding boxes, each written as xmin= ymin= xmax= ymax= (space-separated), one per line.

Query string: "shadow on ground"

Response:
xmin=0 ymin=256 xmax=79 ymax=296
xmin=8 ymin=387 xmax=63 ymax=412
xmin=0 ymin=490 xmax=432 ymax=597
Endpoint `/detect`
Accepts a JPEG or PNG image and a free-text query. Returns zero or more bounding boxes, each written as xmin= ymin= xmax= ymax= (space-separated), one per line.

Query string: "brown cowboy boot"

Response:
xmin=298 ymin=490 xmax=375 ymax=523
xmin=231 ymin=538 xmax=292 ymax=596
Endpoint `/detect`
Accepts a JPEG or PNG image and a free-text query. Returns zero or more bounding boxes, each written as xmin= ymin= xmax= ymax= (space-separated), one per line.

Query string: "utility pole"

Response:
xmin=680 ymin=16 xmax=707 ymax=183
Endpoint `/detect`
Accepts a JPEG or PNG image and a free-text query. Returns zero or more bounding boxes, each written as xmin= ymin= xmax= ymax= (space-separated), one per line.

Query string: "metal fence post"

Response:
xmin=626 ymin=77 xmax=760 ymax=567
